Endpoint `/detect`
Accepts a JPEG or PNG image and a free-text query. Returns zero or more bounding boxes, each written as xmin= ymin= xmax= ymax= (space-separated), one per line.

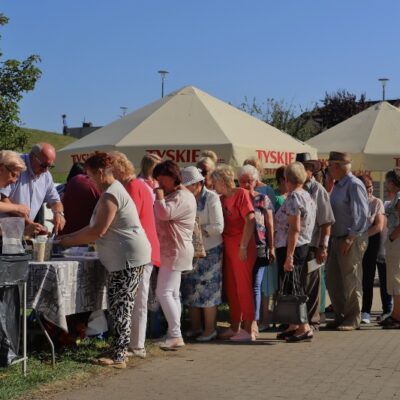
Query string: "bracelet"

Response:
xmin=53 ymin=211 xmax=65 ymax=217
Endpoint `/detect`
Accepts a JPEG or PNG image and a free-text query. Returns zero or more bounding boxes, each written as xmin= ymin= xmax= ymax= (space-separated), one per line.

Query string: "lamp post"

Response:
xmin=378 ymin=78 xmax=389 ymax=101
xmin=158 ymin=70 xmax=169 ymax=98
xmin=120 ymin=106 xmax=128 ymax=118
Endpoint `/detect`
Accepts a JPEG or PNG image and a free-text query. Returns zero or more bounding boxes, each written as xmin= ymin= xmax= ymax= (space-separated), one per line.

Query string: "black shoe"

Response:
xmin=286 ymin=330 xmax=313 ymax=342
xmin=381 ymin=317 xmax=400 ymax=329
xmin=276 ymin=330 xmax=296 ymax=340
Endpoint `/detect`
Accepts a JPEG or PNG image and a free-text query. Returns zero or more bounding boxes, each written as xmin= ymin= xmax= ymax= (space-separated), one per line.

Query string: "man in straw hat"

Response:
xmin=296 ymin=153 xmax=335 ymax=330
xmin=325 ymin=151 xmax=369 ymax=331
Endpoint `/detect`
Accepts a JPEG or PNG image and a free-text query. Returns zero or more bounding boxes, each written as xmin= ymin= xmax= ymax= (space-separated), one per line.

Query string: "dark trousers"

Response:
xmin=362 ymin=233 xmax=380 ymax=314
xmin=301 ymin=247 xmax=321 ymax=327
xmin=377 ymin=261 xmax=393 ymax=315
xmin=276 ymin=245 xmax=309 ymax=297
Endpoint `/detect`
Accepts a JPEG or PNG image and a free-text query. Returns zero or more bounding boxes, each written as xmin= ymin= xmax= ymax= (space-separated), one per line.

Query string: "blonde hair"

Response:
xmin=109 ymin=151 xmax=135 ymax=181
xmin=140 ymin=153 xmax=161 ymax=177
xmin=243 ymin=157 xmax=263 ymax=177
xmin=0 ymin=150 xmax=26 ymax=172
xmin=196 ymin=156 xmax=215 ymax=171
xmin=211 ymin=164 xmax=235 ymax=189
xmin=285 ymin=162 xmax=307 ymax=185
xmin=200 ymin=150 xmax=218 ymax=164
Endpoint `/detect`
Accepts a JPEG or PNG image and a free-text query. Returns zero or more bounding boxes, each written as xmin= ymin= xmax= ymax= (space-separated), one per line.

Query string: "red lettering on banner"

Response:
xmin=146 ymin=149 xmax=201 ymax=163
xmin=255 ymin=149 xmax=295 ymax=165
xmin=70 ymin=153 xmax=91 ymax=163
xmin=166 ymin=149 xmax=174 ymax=160
xmin=175 ymin=149 xmax=184 ymax=162
xmin=192 ymin=149 xmax=200 ymax=162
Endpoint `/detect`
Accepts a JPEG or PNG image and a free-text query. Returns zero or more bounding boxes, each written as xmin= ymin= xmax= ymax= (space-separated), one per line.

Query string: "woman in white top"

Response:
xmin=180 ymin=167 xmax=224 ymax=342
xmin=153 ymin=160 xmax=197 ymax=350
xmin=59 ymin=152 xmax=151 ymax=368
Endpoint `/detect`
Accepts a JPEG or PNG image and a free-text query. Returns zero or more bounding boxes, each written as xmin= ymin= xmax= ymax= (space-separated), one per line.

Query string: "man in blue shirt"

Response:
xmin=325 ymin=151 xmax=369 ymax=331
xmin=0 ymin=143 xmax=66 ymax=234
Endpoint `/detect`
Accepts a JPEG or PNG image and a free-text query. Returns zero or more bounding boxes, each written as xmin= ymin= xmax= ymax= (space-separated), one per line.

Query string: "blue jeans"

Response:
xmin=253 ymin=264 xmax=266 ymax=321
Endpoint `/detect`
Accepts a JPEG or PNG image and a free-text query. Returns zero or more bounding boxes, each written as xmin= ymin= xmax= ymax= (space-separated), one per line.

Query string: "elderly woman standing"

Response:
xmin=110 ymin=151 xmax=160 ymax=358
xmin=153 ymin=160 xmax=197 ymax=349
xmin=243 ymin=157 xmax=276 ymax=206
xmin=274 ymin=162 xmax=316 ymax=342
xmin=212 ymin=165 xmax=256 ymax=341
xmin=180 ymin=166 xmax=224 ymax=342
xmin=381 ymin=169 xmax=400 ymax=329
xmin=238 ymin=164 xmax=275 ymax=333
xmin=59 ymin=152 xmax=151 ymax=367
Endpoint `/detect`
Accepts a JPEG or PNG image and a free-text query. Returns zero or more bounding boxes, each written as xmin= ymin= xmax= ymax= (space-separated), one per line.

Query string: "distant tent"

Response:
xmin=57 ymin=86 xmax=316 ymax=174
xmin=307 ymin=101 xmax=400 ymax=171
xmin=307 ymin=101 xmax=400 ymax=196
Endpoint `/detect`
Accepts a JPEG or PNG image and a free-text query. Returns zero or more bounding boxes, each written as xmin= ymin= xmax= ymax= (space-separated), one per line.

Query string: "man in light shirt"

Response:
xmin=326 ymin=151 xmax=369 ymax=331
xmin=0 ymin=143 xmax=66 ymax=234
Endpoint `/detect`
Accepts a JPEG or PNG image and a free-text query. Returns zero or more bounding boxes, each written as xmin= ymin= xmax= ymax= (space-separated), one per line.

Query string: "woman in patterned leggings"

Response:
xmin=59 ymin=152 xmax=151 ymax=368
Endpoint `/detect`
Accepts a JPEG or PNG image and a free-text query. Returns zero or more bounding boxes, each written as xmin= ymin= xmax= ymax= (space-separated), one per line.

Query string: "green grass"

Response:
xmin=21 ymin=128 xmax=77 ymax=153
xmin=0 ymin=339 xmax=108 ymax=400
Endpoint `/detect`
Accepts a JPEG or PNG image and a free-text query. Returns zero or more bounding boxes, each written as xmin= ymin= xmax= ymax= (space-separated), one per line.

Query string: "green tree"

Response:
xmin=238 ymin=97 xmax=315 ymax=141
xmin=0 ymin=13 xmax=41 ymax=150
xmin=319 ymin=89 xmax=368 ymax=131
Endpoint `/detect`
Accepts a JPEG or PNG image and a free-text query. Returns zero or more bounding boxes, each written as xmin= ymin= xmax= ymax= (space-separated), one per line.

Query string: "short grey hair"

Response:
xmin=237 ymin=164 xmax=259 ymax=181
xmin=31 ymin=143 xmax=43 ymax=155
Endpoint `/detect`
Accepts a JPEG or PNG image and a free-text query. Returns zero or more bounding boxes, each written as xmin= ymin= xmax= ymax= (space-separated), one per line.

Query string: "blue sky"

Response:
xmin=2 ymin=1 xmax=399 ymax=133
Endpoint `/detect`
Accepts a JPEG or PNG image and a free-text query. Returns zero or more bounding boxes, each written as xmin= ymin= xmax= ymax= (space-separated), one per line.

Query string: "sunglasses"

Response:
xmin=33 ymin=153 xmax=55 ymax=169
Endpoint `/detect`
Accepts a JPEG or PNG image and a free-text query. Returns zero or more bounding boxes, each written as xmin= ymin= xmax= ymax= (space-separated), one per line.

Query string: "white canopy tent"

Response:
xmin=307 ymin=101 xmax=400 ymax=196
xmin=56 ymin=86 xmax=316 ymax=175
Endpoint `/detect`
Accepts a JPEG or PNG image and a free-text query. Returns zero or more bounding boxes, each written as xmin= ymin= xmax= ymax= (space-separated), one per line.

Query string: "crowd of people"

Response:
xmin=1 ymin=143 xmax=400 ymax=369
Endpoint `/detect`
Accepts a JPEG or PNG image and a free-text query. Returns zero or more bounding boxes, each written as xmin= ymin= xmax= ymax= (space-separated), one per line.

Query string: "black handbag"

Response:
xmin=272 ymin=270 xmax=308 ymax=325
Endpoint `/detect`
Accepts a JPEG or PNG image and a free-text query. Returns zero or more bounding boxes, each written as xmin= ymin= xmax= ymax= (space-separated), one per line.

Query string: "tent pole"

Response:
xmin=380 ymin=171 xmax=384 ymax=200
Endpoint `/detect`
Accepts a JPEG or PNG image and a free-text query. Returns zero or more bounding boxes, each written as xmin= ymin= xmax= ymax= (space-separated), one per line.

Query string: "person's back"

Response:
xmin=125 ymin=177 xmax=160 ymax=267
xmin=61 ymin=174 xmax=101 ymax=235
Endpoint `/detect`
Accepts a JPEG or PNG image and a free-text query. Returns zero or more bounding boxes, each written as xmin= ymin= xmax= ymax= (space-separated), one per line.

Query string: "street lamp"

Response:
xmin=158 ymin=70 xmax=169 ymax=98
xmin=120 ymin=106 xmax=128 ymax=118
xmin=378 ymin=78 xmax=389 ymax=101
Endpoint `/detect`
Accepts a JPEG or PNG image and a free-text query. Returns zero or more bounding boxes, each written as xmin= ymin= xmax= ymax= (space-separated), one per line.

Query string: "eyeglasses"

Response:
xmin=4 ymin=165 xmax=20 ymax=179
xmin=33 ymin=153 xmax=55 ymax=169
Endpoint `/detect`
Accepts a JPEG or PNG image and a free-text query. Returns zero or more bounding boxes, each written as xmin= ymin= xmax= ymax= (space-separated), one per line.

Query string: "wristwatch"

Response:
xmin=53 ymin=211 xmax=65 ymax=217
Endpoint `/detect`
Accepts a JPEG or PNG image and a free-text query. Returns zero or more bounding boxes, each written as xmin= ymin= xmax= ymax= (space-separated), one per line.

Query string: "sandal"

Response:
xmin=93 ymin=357 xmax=126 ymax=369
xmin=276 ymin=330 xmax=296 ymax=340
xmin=285 ymin=330 xmax=313 ymax=342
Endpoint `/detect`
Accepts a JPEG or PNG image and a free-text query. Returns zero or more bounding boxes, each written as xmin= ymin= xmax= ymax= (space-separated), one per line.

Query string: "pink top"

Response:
xmin=125 ymin=178 xmax=160 ymax=267
xmin=154 ymin=189 xmax=197 ymax=271
xmin=137 ymin=176 xmax=159 ymax=203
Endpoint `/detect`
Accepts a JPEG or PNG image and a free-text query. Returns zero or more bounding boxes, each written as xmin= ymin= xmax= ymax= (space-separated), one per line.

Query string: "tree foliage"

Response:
xmin=238 ymin=97 xmax=315 ymax=141
xmin=319 ymin=89 xmax=368 ymax=131
xmin=0 ymin=13 xmax=41 ymax=150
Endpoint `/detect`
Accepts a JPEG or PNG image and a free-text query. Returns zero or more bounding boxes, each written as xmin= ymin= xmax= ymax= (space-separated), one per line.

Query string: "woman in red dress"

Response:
xmin=212 ymin=165 xmax=257 ymax=341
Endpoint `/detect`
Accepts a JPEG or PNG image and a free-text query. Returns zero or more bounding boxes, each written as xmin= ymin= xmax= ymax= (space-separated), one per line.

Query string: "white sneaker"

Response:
xmin=126 ymin=348 xmax=146 ymax=359
xmin=159 ymin=337 xmax=185 ymax=350
xmin=361 ymin=312 xmax=371 ymax=324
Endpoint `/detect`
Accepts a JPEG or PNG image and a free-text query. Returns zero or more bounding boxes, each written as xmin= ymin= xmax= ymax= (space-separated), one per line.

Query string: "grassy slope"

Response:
xmin=20 ymin=128 xmax=77 ymax=182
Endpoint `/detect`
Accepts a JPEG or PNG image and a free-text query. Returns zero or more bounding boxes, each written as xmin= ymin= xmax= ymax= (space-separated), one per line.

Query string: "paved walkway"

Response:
xmin=51 ymin=290 xmax=400 ymax=400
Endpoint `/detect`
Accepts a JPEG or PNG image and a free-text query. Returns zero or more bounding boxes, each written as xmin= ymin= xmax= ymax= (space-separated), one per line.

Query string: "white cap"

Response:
xmin=181 ymin=166 xmax=205 ymax=186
